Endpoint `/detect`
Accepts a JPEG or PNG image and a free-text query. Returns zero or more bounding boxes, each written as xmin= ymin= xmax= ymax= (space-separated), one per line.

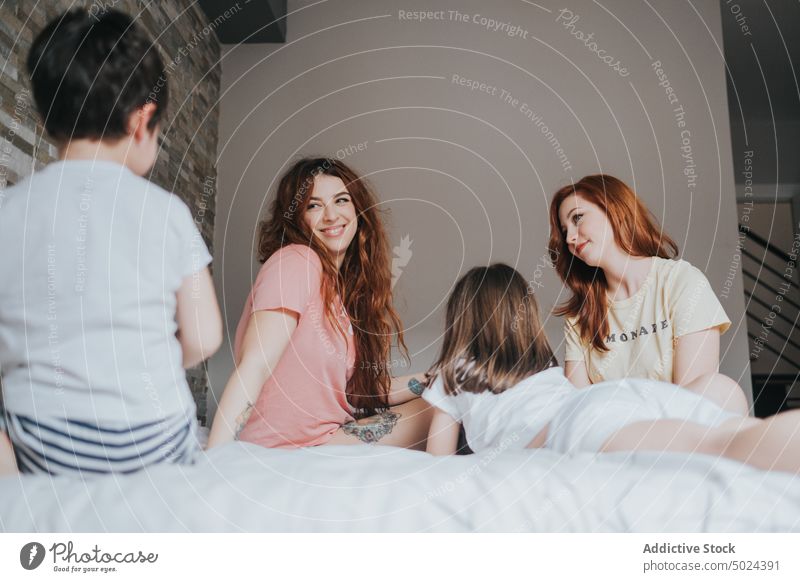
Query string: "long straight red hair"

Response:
xmin=257 ymin=157 xmax=406 ymax=416
xmin=548 ymin=175 xmax=678 ymax=352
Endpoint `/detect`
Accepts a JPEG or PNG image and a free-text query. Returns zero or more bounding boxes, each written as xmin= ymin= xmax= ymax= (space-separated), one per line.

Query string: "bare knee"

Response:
xmin=684 ymin=373 xmax=749 ymax=416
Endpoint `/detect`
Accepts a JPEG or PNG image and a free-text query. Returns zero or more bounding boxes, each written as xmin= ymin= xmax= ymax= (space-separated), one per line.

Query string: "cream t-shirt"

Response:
xmin=564 ymin=258 xmax=730 ymax=383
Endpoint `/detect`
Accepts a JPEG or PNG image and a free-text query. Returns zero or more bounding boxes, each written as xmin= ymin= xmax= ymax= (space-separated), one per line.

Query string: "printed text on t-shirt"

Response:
xmin=606 ymin=320 xmax=670 ymax=344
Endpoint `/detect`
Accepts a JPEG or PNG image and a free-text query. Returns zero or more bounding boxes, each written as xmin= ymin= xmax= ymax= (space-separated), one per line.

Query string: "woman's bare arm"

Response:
xmin=386 ymin=372 xmax=429 ymax=406
xmin=207 ymin=309 xmax=297 ymax=448
xmin=673 ymin=328 xmax=720 ymax=386
xmin=565 ymin=360 xmax=592 ymax=388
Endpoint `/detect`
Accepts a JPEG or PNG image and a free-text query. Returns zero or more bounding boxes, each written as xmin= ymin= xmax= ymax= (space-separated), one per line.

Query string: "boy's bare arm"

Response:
xmin=175 ymin=267 xmax=222 ymax=368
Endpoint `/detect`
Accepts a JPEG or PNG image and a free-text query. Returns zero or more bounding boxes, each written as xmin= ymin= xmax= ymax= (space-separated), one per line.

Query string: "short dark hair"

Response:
xmin=27 ymin=8 xmax=168 ymax=142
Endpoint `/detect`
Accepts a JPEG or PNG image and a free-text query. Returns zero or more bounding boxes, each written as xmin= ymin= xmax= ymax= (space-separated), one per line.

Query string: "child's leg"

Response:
xmin=0 ymin=430 xmax=18 ymax=476
xmin=682 ymin=373 xmax=749 ymax=416
xmin=325 ymin=398 xmax=434 ymax=450
xmin=721 ymin=409 xmax=800 ymax=473
xmin=599 ymin=419 xmax=730 ymax=455
xmin=599 ymin=414 xmax=800 ymax=475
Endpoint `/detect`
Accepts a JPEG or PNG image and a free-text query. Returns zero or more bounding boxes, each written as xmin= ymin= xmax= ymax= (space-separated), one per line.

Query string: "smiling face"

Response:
xmin=557 ymin=192 xmax=620 ymax=267
xmin=302 ymin=173 xmax=358 ymax=267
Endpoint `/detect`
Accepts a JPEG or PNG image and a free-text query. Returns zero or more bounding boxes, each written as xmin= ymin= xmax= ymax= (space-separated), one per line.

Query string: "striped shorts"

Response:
xmin=0 ymin=411 xmax=200 ymax=477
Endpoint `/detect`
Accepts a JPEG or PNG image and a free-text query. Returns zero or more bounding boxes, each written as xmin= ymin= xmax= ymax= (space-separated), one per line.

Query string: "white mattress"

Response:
xmin=1 ymin=443 xmax=799 ymax=532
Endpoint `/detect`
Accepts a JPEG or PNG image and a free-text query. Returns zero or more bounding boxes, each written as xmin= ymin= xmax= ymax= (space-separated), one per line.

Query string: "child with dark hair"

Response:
xmin=0 ymin=9 xmax=222 ymax=476
xmin=26 ymin=7 xmax=168 ymax=146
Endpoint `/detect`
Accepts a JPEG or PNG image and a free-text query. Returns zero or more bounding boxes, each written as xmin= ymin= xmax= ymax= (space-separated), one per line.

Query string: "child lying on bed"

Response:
xmin=0 ymin=8 xmax=222 ymax=476
xmin=423 ymin=263 xmax=800 ymax=474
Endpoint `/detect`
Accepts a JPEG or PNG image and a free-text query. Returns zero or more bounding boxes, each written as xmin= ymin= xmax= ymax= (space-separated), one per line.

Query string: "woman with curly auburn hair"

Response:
xmin=548 ymin=174 xmax=748 ymax=415
xmin=208 ymin=158 xmax=432 ymax=449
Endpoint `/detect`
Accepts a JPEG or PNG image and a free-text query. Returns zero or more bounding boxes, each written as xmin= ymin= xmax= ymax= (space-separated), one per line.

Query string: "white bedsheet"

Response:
xmin=1 ymin=443 xmax=799 ymax=532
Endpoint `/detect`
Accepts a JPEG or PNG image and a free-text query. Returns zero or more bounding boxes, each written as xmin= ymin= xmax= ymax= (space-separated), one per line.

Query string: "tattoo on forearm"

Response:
xmin=234 ymin=403 xmax=254 ymax=440
xmin=408 ymin=377 xmax=425 ymax=396
xmin=341 ymin=411 xmax=400 ymax=443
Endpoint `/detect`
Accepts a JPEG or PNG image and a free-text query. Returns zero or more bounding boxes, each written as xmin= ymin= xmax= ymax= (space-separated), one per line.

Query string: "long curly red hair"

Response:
xmin=257 ymin=157 xmax=406 ymax=416
xmin=548 ymin=175 xmax=678 ymax=353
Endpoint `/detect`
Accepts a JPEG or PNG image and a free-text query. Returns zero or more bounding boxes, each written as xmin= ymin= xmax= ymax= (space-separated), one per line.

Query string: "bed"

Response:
xmin=2 ymin=443 xmax=799 ymax=532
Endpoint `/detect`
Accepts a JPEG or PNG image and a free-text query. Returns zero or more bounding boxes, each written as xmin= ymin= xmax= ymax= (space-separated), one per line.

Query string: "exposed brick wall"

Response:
xmin=0 ymin=1 xmax=220 ymax=424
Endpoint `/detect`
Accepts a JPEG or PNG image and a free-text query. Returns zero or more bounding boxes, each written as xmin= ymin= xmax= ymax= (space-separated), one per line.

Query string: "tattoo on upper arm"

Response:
xmin=408 ymin=377 xmax=425 ymax=396
xmin=341 ymin=411 xmax=400 ymax=443
xmin=234 ymin=403 xmax=254 ymax=440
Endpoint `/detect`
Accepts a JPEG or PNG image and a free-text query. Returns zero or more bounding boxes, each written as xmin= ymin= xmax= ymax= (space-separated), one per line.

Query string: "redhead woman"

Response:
xmin=208 ymin=158 xmax=432 ymax=450
xmin=548 ymin=174 xmax=748 ymax=415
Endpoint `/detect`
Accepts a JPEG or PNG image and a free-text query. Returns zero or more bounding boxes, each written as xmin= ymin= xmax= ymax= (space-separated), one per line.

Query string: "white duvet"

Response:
xmin=1 ymin=443 xmax=799 ymax=532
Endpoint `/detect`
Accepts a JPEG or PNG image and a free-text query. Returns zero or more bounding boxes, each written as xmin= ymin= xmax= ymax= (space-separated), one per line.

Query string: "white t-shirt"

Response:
xmin=564 ymin=257 xmax=730 ymax=383
xmin=422 ymin=366 xmax=576 ymax=453
xmin=0 ymin=160 xmax=211 ymax=423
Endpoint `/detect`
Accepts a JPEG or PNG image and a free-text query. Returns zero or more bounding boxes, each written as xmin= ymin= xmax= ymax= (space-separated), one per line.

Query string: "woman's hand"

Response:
xmin=206 ymin=308 xmax=298 ymax=448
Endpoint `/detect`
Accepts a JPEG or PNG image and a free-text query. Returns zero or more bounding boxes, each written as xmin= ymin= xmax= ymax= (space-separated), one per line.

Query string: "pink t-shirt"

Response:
xmin=234 ymin=244 xmax=356 ymax=448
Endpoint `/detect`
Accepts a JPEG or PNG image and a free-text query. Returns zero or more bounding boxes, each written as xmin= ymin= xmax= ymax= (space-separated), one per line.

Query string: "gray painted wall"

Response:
xmin=209 ymin=0 xmax=753 ymax=417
